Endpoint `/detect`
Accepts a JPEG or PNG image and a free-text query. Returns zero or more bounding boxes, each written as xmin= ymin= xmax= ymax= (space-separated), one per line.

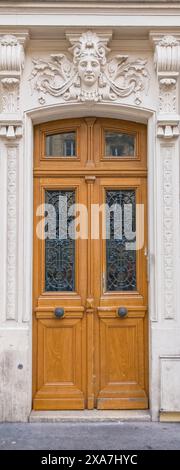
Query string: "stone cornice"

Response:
xmin=1 ymin=1 xmax=179 ymax=3
xmin=1 ymin=6 xmax=180 ymax=32
xmin=0 ymin=1 xmax=179 ymax=4
xmin=0 ymin=2 xmax=180 ymax=14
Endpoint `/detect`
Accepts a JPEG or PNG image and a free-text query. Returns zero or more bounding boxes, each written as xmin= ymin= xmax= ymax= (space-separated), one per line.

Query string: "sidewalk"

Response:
xmin=0 ymin=422 xmax=180 ymax=450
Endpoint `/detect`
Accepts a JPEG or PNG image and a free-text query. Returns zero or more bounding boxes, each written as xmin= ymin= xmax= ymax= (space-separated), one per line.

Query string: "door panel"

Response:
xmin=96 ymin=308 xmax=147 ymax=409
xmin=93 ymin=177 xmax=148 ymax=409
xmin=33 ymin=177 xmax=87 ymax=410
xmin=34 ymin=313 xmax=86 ymax=410
xmin=33 ymin=117 xmax=148 ymax=410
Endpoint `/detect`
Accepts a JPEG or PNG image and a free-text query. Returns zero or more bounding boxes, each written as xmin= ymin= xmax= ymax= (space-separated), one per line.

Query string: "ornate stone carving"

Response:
xmin=0 ymin=34 xmax=27 ymax=116
xmin=152 ymin=34 xmax=180 ymax=138
xmin=159 ymin=78 xmax=176 ymax=114
xmin=1 ymin=78 xmax=20 ymax=113
xmin=0 ymin=35 xmax=25 ymax=73
xmin=0 ymin=125 xmax=23 ymax=140
xmin=0 ymin=33 xmax=28 ymax=324
xmin=161 ymin=145 xmax=176 ymax=319
xmin=30 ymin=31 xmax=149 ymax=105
xmin=157 ymin=123 xmax=179 ymax=138
xmin=6 ymin=146 xmax=17 ymax=321
xmin=155 ymin=36 xmax=180 ymax=73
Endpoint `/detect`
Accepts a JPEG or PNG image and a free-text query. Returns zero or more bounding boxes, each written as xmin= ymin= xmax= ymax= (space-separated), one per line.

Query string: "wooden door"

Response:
xmin=33 ymin=117 xmax=148 ymax=410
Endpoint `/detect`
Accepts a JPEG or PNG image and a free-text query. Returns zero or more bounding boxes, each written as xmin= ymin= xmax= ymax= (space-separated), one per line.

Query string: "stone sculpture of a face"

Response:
xmin=77 ymin=53 xmax=101 ymax=87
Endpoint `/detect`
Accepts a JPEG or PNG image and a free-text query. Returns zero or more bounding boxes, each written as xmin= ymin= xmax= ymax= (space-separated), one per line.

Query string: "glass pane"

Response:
xmin=105 ymin=131 xmax=135 ymax=157
xmin=45 ymin=190 xmax=75 ymax=291
xmin=106 ymin=190 xmax=136 ymax=291
xmin=46 ymin=132 xmax=76 ymax=157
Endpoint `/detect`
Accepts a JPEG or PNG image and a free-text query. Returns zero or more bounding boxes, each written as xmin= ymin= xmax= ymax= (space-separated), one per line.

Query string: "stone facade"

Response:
xmin=0 ymin=1 xmax=180 ymax=422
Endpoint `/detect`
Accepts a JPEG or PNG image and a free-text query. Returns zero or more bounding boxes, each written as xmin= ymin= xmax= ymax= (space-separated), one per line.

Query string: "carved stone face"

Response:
xmin=78 ymin=55 xmax=101 ymax=87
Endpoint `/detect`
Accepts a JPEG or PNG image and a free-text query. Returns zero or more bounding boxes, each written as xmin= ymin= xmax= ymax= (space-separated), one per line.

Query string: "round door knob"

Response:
xmin=117 ymin=307 xmax=128 ymax=318
xmin=54 ymin=307 xmax=64 ymax=318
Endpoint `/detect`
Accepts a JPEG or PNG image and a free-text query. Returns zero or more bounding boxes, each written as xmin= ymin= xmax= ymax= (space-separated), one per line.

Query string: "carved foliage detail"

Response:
xmin=30 ymin=31 xmax=149 ymax=105
xmin=159 ymin=78 xmax=176 ymax=114
xmin=0 ymin=78 xmax=20 ymax=113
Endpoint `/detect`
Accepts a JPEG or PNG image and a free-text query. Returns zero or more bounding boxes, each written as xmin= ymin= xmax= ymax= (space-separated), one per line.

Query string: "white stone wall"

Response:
xmin=0 ymin=3 xmax=180 ymax=421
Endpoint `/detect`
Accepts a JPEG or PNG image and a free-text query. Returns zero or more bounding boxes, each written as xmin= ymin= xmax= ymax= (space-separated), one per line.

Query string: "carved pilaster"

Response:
xmin=0 ymin=32 xmax=28 ymax=323
xmin=150 ymin=32 xmax=180 ymax=322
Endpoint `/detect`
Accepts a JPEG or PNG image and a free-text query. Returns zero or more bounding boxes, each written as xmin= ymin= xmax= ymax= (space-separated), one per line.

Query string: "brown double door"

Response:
xmin=33 ymin=117 xmax=148 ymax=410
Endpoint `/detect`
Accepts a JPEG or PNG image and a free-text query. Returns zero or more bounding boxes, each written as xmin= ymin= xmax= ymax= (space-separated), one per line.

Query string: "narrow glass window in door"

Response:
xmin=106 ymin=190 xmax=136 ymax=291
xmin=45 ymin=190 xmax=75 ymax=291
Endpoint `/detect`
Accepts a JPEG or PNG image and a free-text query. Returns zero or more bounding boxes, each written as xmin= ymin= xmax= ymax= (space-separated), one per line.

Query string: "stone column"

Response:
xmin=0 ymin=32 xmax=30 ymax=422
xmin=150 ymin=33 xmax=180 ymax=421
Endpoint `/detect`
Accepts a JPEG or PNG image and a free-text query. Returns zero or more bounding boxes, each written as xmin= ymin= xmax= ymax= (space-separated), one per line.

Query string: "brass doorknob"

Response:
xmin=117 ymin=307 xmax=128 ymax=318
xmin=54 ymin=307 xmax=64 ymax=318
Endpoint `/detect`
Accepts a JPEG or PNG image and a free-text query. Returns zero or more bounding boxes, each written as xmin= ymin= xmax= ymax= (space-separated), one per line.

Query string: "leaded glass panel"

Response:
xmin=46 ymin=132 xmax=76 ymax=157
xmin=106 ymin=190 xmax=136 ymax=291
xmin=105 ymin=131 xmax=135 ymax=157
xmin=45 ymin=190 xmax=75 ymax=291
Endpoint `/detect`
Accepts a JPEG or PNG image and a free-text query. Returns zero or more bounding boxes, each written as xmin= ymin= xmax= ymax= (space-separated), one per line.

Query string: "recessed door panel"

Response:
xmin=96 ymin=309 xmax=147 ymax=409
xmin=34 ymin=314 xmax=86 ymax=410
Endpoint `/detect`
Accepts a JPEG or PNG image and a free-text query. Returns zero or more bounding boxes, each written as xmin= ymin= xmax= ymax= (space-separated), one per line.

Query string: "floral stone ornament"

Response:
xmin=30 ymin=31 xmax=149 ymax=105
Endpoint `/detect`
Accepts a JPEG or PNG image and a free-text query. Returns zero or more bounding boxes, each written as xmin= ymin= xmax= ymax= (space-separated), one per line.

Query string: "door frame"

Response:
xmin=23 ymin=102 xmax=156 ymax=417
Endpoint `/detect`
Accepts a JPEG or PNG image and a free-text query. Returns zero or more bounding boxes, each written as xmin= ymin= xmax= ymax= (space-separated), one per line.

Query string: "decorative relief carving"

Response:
xmin=6 ymin=146 xmax=17 ymax=321
xmin=155 ymin=35 xmax=180 ymax=73
xmin=0 ymin=35 xmax=25 ymax=73
xmin=1 ymin=78 xmax=20 ymax=113
xmin=159 ymin=78 xmax=176 ymax=114
xmin=153 ymin=34 xmax=180 ymax=138
xmin=30 ymin=31 xmax=149 ymax=105
xmin=0 ymin=34 xmax=26 ymax=116
xmin=162 ymin=145 xmax=176 ymax=319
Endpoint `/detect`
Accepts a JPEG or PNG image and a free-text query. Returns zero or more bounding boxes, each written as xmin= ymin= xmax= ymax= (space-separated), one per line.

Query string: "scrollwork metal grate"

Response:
xmin=45 ymin=190 xmax=75 ymax=291
xmin=106 ymin=190 xmax=136 ymax=291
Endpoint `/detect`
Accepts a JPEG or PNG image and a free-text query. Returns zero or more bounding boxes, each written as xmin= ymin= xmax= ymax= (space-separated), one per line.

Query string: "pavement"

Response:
xmin=0 ymin=422 xmax=180 ymax=450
